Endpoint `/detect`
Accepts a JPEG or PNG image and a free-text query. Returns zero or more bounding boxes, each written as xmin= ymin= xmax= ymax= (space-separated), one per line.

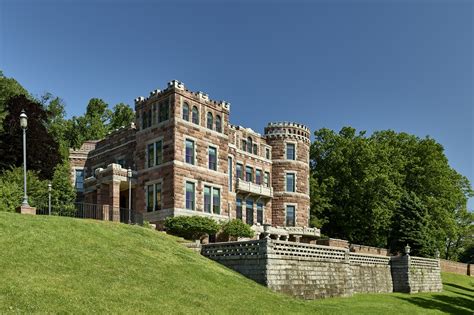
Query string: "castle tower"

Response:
xmin=264 ymin=122 xmax=311 ymax=228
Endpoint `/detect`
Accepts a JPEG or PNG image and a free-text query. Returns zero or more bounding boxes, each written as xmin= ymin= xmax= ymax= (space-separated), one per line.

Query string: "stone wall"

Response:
xmin=202 ymin=239 xmax=442 ymax=299
xmin=440 ymin=259 xmax=471 ymax=276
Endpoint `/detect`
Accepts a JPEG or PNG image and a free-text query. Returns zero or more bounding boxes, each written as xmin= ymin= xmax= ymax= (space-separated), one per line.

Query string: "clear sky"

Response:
xmin=1 ymin=0 xmax=473 ymax=207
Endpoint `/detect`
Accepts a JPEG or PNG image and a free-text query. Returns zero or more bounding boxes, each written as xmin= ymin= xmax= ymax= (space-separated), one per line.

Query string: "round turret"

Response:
xmin=264 ymin=122 xmax=311 ymax=229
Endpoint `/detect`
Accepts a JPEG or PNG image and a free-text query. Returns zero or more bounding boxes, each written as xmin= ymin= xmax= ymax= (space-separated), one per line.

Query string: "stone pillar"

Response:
xmin=109 ymin=180 xmax=121 ymax=222
xmin=97 ymin=183 xmax=109 ymax=221
xmin=294 ymin=235 xmax=301 ymax=243
xmin=16 ymin=205 xmax=36 ymax=215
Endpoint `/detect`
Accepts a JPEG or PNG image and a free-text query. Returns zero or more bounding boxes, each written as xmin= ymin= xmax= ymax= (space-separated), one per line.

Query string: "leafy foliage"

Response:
xmin=221 ymin=219 xmax=255 ymax=238
xmin=0 ymin=95 xmax=61 ymax=180
xmin=0 ymin=71 xmax=29 ymax=133
xmin=310 ymin=127 xmax=473 ymax=257
xmin=164 ymin=216 xmax=220 ymax=240
xmin=110 ymin=103 xmax=134 ymax=130
xmin=0 ymin=168 xmax=48 ymax=212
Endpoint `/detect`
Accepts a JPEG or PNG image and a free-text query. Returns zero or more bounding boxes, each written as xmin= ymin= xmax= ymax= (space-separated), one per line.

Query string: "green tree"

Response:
xmin=0 ymin=71 xmax=29 ymax=133
xmin=110 ymin=103 xmax=134 ymax=130
xmin=221 ymin=219 xmax=255 ymax=239
xmin=0 ymin=95 xmax=61 ymax=180
xmin=0 ymin=168 xmax=47 ymax=212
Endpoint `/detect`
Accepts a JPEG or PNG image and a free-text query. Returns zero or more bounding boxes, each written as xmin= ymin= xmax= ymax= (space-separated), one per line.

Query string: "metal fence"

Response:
xmin=36 ymin=203 xmax=141 ymax=224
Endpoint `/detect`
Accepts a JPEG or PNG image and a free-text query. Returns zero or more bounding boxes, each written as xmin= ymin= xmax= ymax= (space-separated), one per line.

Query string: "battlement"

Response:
xmin=135 ymin=80 xmax=231 ymax=111
xmin=264 ymin=121 xmax=311 ymax=144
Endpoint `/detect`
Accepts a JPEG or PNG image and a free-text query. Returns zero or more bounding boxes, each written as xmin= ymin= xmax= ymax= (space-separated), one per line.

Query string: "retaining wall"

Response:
xmin=440 ymin=259 xmax=471 ymax=276
xmin=202 ymin=239 xmax=429 ymax=299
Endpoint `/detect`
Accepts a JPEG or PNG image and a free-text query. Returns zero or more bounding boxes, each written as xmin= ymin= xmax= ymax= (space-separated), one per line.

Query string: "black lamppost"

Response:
xmin=48 ymin=182 xmax=52 ymax=215
xmin=127 ymin=168 xmax=132 ymax=224
xmin=19 ymin=110 xmax=29 ymax=207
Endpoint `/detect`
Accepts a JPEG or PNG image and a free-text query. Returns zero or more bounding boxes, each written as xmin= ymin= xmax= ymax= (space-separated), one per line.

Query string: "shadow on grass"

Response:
xmin=396 ymin=294 xmax=473 ymax=315
xmin=444 ymin=282 xmax=474 ymax=293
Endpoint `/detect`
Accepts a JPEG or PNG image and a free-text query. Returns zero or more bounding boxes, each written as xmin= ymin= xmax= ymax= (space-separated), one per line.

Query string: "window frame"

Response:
xmin=192 ymin=106 xmax=199 ymax=125
xmin=182 ymin=102 xmax=189 ymax=121
xmin=207 ymin=112 xmax=214 ymax=130
xmin=285 ymin=172 xmax=296 ymax=192
xmin=208 ymin=146 xmax=217 ymax=171
xmin=286 ymin=142 xmax=296 ymax=160
xmin=185 ymin=139 xmax=196 ymax=165
xmin=285 ymin=204 xmax=296 ymax=227
xmin=185 ymin=181 xmax=196 ymax=210
xmin=215 ymin=115 xmax=222 ymax=133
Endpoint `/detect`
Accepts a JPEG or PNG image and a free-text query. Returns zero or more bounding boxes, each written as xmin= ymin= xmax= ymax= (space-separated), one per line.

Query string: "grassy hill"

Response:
xmin=0 ymin=212 xmax=472 ymax=314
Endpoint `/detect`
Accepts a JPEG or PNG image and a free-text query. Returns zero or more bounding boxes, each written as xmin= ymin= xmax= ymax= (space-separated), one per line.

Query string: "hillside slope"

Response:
xmin=0 ymin=212 xmax=472 ymax=314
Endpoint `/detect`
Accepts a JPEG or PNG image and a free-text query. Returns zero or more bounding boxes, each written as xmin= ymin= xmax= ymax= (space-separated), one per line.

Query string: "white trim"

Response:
xmin=184 ymin=179 xmax=197 ymax=211
xmin=285 ymin=141 xmax=297 ymax=161
xmin=273 ymin=192 xmax=310 ymax=199
xmin=284 ymin=171 xmax=297 ymax=193
xmin=234 ymin=147 xmax=272 ymax=164
xmin=203 ymin=184 xmax=222 ymax=215
xmin=174 ymin=160 xmax=228 ymax=178
xmin=272 ymin=159 xmax=308 ymax=167
xmin=207 ymin=144 xmax=219 ymax=172
xmin=184 ymin=137 xmax=197 ymax=166
xmin=145 ymin=179 xmax=163 ymax=212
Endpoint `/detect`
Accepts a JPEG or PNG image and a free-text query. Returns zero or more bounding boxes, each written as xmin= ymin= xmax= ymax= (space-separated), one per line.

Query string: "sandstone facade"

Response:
xmin=70 ymin=80 xmax=317 ymax=236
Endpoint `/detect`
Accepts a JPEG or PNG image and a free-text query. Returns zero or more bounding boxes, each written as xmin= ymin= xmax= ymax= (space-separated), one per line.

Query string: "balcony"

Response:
xmin=236 ymin=178 xmax=273 ymax=198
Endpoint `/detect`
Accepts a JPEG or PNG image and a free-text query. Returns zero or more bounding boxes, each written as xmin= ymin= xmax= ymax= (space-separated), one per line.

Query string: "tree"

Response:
xmin=388 ymin=191 xmax=435 ymax=257
xmin=110 ymin=103 xmax=134 ymax=130
xmin=0 ymin=95 xmax=61 ymax=180
xmin=310 ymin=127 xmax=473 ymax=255
xmin=40 ymin=93 xmax=70 ymax=158
xmin=0 ymin=71 xmax=29 ymax=133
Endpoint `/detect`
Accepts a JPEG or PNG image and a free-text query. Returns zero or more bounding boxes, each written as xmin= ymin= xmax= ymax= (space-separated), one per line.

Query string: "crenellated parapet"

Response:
xmin=134 ymin=80 xmax=230 ymax=112
xmin=264 ymin=122 xmax=311 ymax=144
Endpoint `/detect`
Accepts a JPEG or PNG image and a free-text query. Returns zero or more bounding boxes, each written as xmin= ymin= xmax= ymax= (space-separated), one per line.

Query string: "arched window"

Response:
xmin=247 ymin=137 xmax=253 ymax=153
xmin=192 ymin=106 xmax=199 ymax=124
xmin=207 ymin=112 xmax=213 ymax=130
xmin=215 ymin=115 xmax=222 ymax=133
xmin=182 ymin=103 xmax=189 ymax=121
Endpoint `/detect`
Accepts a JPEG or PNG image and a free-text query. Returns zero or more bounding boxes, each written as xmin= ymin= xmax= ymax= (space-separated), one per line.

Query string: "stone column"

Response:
xmin=109 ymin=180 xmax=121 ymax=222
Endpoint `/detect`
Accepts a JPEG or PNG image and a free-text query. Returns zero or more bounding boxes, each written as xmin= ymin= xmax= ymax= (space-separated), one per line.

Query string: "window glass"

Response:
xmin=253 ymin=144 xmax=258 ymax=155
xmin=185 ymin=182 xmax=195 ymax=210
xmin=256 ymin=170 xmax=262 ymax=185
xmin=182 ymin=103 xmax=189 ymax=121
xmin=212 ymin=188 xmax=220 ymax=214
xmin=156 ymin=140 xmax=163 ymax=165
xmin=147 ymin=185 xmax=154 ymax=212
xmin=228 ymin=157 xmax=233 ymax=191
xmin=245 ymin=166 xmax=253 ymax=182
xmin=247 ymin=137 xmax=253 ymax=153
xmin=215 ymin=115 xmax=222 ymax=133
xmin=236 ymin=163 xmax=243 ymax=180
xmin=204 ymin=186 xmax=211 ymax=213
xmin=208 ymin=146 xmax=217 ymax=170
xmin=207 ymin=112 xmax=213 ymax=129
xmin=257 ymin=202 xmax=263 ymax=224
xmin=185 ymin=139 xmax=195 ymax=165
xmin=264 ymin=172 xmax=270 ymax=187
xmin=286 ymin=173 xmax=295 ymax=192
xmin=159 ymin=101 xmax=169 ymax=122
xmin=236 ymin=198 xmax=242 ymax=220
xmin=266 ymin=148 xmax=270 ymax=159
xmin=286 ymin=205 xmax=296 ymax=226
xmin=286 ymin=143 xmax=296 ymax=160
xmin=246 ymin=199 xmax=254 ymax=225
xmin=147 ymin=110 xmax=152 ymax=127
xmin=155 ymin=183 xmax=162 ymax=210
xmin=75 ymin=169 xmax=84 ymax=191
xmin=147 ymin=143 xmax=154 ymax=168
xmin=241 ymin=139 xmax=246 ymax=151
xmin=192 ymin=106 xmax=199 ymax=124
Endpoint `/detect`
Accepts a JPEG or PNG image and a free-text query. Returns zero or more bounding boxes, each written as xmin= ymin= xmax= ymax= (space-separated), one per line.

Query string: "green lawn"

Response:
xmin=0 ymin=212 xmax=472 ymax=314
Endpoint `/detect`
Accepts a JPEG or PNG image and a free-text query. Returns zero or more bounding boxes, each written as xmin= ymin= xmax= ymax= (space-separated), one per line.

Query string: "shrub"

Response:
xmin=221 ymin=219 xmax=254 ymax=239
xmin=164 ymin=216 xmax=220 ymax=240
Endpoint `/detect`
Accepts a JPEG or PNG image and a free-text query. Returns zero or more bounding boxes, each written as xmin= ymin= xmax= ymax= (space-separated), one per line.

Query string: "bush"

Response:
xmin=221 ymin=219 xmax=254 ymax=239
xmin=164 ymin=216 xmax=220 ymax=240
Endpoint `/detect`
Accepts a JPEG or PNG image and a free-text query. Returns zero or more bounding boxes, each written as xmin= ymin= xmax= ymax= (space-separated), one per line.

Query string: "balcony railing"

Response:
xmin=236 ymin=178 xmax=273 ymax=198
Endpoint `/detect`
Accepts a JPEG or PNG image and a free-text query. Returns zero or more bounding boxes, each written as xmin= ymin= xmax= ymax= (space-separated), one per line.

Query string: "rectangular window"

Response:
xmin=253 ymin=144 xmax=258 ymax=155
xmin=264 ymin=172 xmax=270 ymax=187
xmin=246 ymin=199 xmax=254 ymax=225
xmin=208 ymin=146 xmax=217 ymax=171
xmin=255 ymin=169 xmax=262 ymax=185
xmin=185 ymin=182 xmax=195 ymax=210
xmin=75 ymin=169 xmax=84 ymax=191
xmin=241 ymin=140 xmax=246 ymax=151
xmin=245 ymin=166 xmax=253 ymax=182
xmin=265 ymin=148 xmax=270 ymax=159
xmin=147 ymin=184 xmax=154 ymax=212
xmin=228 ymin=157 xmax=233 ymax=191
xmin=286 ymin=205 xmax=296 ymax=227
xmin=286 ymin=173 xmax=295 ymax=192
xmin=257 ymin=202 xmax=263 ymax=224
xmin=286 ymin=143 xmax=296 ymax=160
xmin=236 ymin=198 xmax=242 ymax=220
xmin=236 ymin=163 xmax=243 ymax=180
xmin=155 ymin=183 xmax=162 ymax=211
xmin=147 ymin=143 xmax=154 ymax=168
xmin=159 ymin=101 xmax=169 ymax=122
xmin=204 ymin=186 xmax=211 ymax=213
xmin=212 ymin=188 xmax=220 ymax=214
xmin=185 ymin=139 xmax=195 ymax=165
xmin=155 ymin=140 xmax=163 ymax=165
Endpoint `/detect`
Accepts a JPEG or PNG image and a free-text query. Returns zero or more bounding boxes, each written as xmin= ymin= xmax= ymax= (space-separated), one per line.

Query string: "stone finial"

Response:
xmin=134 ymin=96 xmax=145 ymax=104
xmin=168 ymin=80 xmax=184 ymax=90
xmin=404 ymin=244 xmax=411 ymax=255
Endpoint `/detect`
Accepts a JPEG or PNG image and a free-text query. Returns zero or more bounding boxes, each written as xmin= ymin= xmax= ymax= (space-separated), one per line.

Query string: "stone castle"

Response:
xmin=69 ymin=80 xmax=320 ymax=240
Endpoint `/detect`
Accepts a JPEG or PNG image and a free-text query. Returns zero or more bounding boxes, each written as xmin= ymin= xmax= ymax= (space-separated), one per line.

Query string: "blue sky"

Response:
xmin=1 ymin=0 xmax=473 ymax=207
